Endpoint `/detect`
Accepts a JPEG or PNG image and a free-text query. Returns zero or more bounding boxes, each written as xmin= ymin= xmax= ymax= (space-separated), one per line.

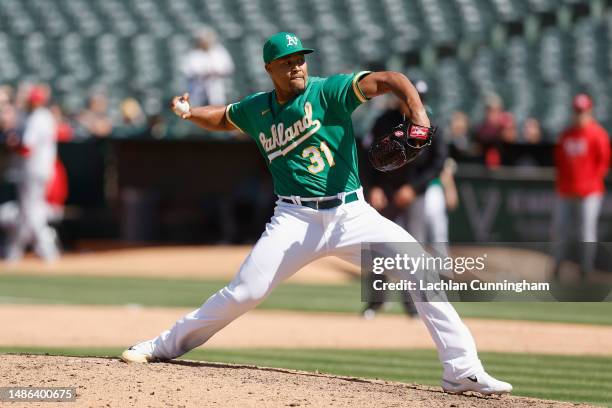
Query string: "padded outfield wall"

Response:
xmin=2 ymin=139 xmax=612 ymax=243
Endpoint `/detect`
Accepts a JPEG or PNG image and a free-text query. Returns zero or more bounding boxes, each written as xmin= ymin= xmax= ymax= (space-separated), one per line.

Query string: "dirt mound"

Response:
xmin=0 ymin=355 xmax=592 ymax=407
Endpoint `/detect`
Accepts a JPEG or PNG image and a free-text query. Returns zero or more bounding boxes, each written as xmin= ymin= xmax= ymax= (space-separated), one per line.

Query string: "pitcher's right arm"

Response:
xmin=170 ymin=93 xmax=235 ymax=132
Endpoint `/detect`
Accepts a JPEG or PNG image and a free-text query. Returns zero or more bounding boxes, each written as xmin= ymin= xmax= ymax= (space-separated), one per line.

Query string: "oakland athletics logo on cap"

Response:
xmin=286 ymin=34 xmax=298 ymax=47
xmin=263 ymin=32 xmax=315 ymax=64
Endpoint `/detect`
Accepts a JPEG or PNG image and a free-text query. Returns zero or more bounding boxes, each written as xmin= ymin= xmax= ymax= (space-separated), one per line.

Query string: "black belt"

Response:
xmin=281 ymin=191 xmax=359 ymax=210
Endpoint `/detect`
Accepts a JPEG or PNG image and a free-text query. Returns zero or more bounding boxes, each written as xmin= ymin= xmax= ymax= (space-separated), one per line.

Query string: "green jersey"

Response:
xmin=226 ymin=71 xmax=371 ymax=197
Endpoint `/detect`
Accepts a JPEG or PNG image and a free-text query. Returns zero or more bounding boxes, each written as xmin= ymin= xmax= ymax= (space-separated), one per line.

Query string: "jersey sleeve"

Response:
xmin=225 ymin=92 xmax=264 ymax=136
xmin=321 ymin=71 xmax=371 ymax=118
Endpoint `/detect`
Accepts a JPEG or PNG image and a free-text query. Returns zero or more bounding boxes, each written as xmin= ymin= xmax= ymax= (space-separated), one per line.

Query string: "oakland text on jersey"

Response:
xmin=260 ymin=101 xmax=322 ymax=162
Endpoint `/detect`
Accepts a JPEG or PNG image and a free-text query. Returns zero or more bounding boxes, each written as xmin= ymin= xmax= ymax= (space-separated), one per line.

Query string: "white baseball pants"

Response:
xmin=6 ymin=176 xmax=59 ymax=262
xmin=395 ymin=184 xmax=449 ymax=244
xmin=152 ymin=193 xmax=484 ymax=380
xmin=424 ymin=183 xmax=449 ymax=243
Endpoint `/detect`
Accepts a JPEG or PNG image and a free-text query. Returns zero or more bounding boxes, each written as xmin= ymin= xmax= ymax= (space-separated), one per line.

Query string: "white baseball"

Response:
xmin=173 ymin=99 xmax=191 ymax=117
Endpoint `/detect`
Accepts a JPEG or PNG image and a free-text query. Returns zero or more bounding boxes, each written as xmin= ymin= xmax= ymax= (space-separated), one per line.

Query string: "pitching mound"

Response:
xmin=0 ymin=355 xmax=590 ymax=407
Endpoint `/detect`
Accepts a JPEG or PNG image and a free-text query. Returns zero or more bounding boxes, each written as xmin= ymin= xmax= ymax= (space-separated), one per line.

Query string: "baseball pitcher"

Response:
xmin=122 ymin=32 xmax=512 ymax=395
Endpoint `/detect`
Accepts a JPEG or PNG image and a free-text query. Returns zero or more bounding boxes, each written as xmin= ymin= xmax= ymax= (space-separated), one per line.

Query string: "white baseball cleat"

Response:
xmin=442 ymin=371 xmax=513 ymax=395
xmin=121 ymin=340 xmax=160 ymax=363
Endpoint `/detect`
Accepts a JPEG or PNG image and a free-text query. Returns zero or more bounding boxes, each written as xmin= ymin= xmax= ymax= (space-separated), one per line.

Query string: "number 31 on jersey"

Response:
xmin=302 ymin=142 xmax=335 ymax=174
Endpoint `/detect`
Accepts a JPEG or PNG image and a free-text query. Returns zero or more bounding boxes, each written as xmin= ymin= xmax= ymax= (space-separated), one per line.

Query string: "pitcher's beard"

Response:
xmin=290 ymin=86 xmax=305 ymax=95
xmin=289 ymin=78 xmax=306 ymax=94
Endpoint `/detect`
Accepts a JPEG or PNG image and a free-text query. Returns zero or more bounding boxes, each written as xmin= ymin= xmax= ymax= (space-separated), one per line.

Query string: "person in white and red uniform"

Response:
xmin=5 ymin=85 xmax=60 ymax=262
xmin=552 ymin=93 xmax=610 ymax=279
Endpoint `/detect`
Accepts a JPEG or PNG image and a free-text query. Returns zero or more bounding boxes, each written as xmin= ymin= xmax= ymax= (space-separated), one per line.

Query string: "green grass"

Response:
xmin=1 ymin=274 xmax=612 ymax=325
xmin=1 ymin=346 xmax=610 ymax=406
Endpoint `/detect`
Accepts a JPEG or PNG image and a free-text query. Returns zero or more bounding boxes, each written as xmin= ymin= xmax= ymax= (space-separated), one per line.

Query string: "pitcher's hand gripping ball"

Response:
xmin=171 ymin=94 xmax=192 ymax=119
xmin=368 ymin=120 xmax=435 ymax=172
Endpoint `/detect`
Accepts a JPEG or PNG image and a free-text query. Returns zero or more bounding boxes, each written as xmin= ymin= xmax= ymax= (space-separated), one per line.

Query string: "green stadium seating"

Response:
xmin=0 ymin=0 xmax=607 ymax=139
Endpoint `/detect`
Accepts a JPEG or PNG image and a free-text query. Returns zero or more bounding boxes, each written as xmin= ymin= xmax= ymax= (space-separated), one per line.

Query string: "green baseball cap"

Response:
xmin=263 ymin=32 xmax=314 ymax=64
